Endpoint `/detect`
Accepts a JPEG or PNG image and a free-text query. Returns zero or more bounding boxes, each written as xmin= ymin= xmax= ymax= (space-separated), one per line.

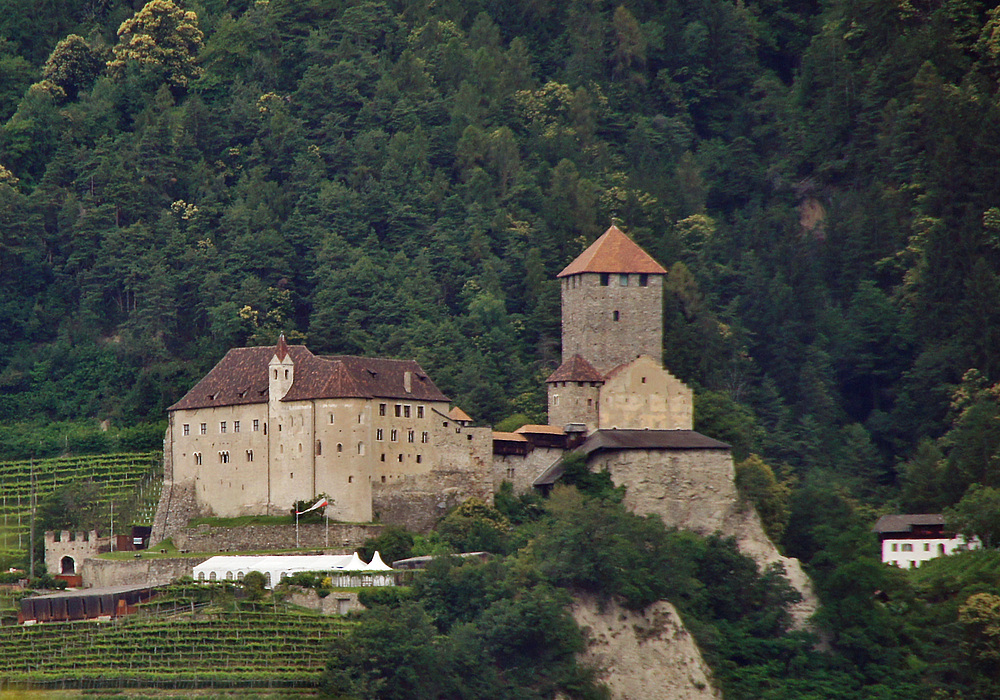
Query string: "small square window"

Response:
xmin=394 ymin=405 xmax=402 ymax=417
xmin=379 ymin=403 xmax=387 ymax=416
xmin=233 ymin=420 xmax=240 ymax=433
xmin=416 ymin=454 xmax=422 ymax=464
xmin=404 ymin=405 xmax=411 ymax=418
xmin=200 ymin=423 xmax=207 ymax=435
xmin=397 ymin=454 xmax=403 ymax=462
xmin=253 ymin=419 xmax=260 ymax=431
xmin=183 ymin=424 xmax=190 ymax=436
xmin=619 ymin=273 xmax=628 ymax=286
xmin=639 ymin=274 xmax=648 ymax=286
xmin=417 ymin=406 xmax=424 ymax=418
xmin=600 ymin=273 xmax=609 ymax=286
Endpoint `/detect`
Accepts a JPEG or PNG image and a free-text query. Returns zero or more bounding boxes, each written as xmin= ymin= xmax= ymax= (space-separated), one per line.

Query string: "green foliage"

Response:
xmin=360 ymin=525 xmax=414 ymax=566
xmin=36 ymin=480 xmax=105 ymax=532
xmin=735 ymin=454 xmax=792 ymax=543
xmin=557 ymin=453 xmax=624 ymax=502
xmin=41 ymin=35 xmax=104 ymax=100
xmin=435 ymin=497 xmax=512 ymax=554
xmin=241 ymin=570 xmax=266 ymax=601
xmin=291 ymin=493 xmax=332 ymax=524
xmin=945 ymin=484 xmax=1000 ymax=549
xmin=108 ymin=0 xmax=204 ymax=90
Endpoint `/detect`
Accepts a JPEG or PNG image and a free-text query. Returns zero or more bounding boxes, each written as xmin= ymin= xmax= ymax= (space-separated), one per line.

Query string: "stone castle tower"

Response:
xmin=547 ymin=225 xmax=692 ymax=432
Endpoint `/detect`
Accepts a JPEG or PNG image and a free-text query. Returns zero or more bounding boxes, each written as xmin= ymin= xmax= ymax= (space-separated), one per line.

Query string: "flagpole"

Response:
xmin=325 ymin=508 xmax=329 ymax=549
xmin=295 ymin=510 xmax=299 ymax=548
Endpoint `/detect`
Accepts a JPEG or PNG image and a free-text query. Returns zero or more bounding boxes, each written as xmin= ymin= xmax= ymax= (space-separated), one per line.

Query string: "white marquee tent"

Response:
xmin=192 ymin=552 xmax=393 ymax=589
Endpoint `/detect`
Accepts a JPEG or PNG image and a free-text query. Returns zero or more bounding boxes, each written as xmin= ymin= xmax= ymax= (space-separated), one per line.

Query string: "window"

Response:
xmin=612 ymin=310 xmax=620 ymax=321
xmin=902 ymin=543 xmax=913 ymax=552
xmin=246 ymin=450 xmax=253 ymax=462
xmin=200 ymin=423 xmax=207 ymax=435
xmin=924 ymin=543 xmax=930 ymax=551
xmin=417 ymin=406 xmax=424 ymax=418
xmin=379 ymin=403 xmax=387 ymax=416
xmin=284 ymin=369 xmax=289 ymax=379
xmin=329 ymin=414 xmax=334 ymax=424
xmin=348 ymin=475 xmax=354 ymax=483
xmin=390 ymin=429 xmax=398 ymax=442
xmin=639 ymin=274 xmax=648 ymax=286
xmin=316 ymin=440 xmax=322 ymax=455
xmin=194 ymin=453 xmax=202 ymax=465
xmin=403 ymin=405 xmax=411 ymax=418
xmin=421 ymin=431 xmax=429 ymax=444
xmin=198 ymin=571 xmax=205 ymax=582
xmin=394 ymin=405 xmax=402 ymax=417
xmin=381 ymin=475 xmax=386 ymax=483
xmin=416 ymin=455 xmax=422 ymax=464
xmin=891 ymin=543 xmax=898 ymax=552
xmin=226 ymin=571 xmax=233 ymax=580
xmin=358 ymin=442 xmax=365 ymax=455
xmin=298 ymin=443 xmax=303 ymax=453
xmin=337 ymin=443 xmax=343 ymax=453
xmin=408 ymin=430 xmax=415 ymax=443
xmin=397 ymin=454 xmax=403 ymax=462
xmin=376 ymin=429 xmax=384 ymax=441
xmin=600 ymin=273 xmax=610 ymax=286
xmin=253 ymin=419 xmax=260 ymax=432
xmin=619 ymin=273 xmax=628 ymax=286
xmin=219 ymin=451 xmax=229 ymax=464
xmin=233 ymin=420 xmax=240 ymax=433
xmin=210 ymin=572 xmax=217 ymax=581
xmin=358 ymin=414 xmax=363 ymax=424
xmin=381 ymin=454 xmax=386 ymax=462
xmin=273 ymin=369 xmax=278 ymax=379
xmin=183 ymin=424 xmax=190 ymax=436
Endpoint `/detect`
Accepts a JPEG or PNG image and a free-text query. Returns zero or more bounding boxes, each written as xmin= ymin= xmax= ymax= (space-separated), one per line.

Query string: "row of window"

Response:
xmin=889 ymin=542 xmax=946 ymax=553
xmin=378 ymin=403 xmax=425 ymax=418
xmin=374 ymin=429 xmax=429 ymax=443
xmin=193 ymin=450 xmax=253 ymax=465
xmin=183 ymin=420 xmax=261 ymax=436
xmin=598 ymin=273 xmax=649 ymax=287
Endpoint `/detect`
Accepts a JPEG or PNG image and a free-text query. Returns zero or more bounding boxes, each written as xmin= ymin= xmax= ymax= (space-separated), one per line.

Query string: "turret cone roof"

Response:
xmin=557 ymin=225 xmax=668 ymax=277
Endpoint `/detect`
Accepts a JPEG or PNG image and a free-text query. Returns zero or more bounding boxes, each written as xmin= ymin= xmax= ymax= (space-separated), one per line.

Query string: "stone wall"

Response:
xmin=44 ymin=530 xmax=107 ymax=577
xmin=589 ymin=448 xmax=818 ymax=628
xmin=172 ymin=522 xmax=384 ymax=552
xmin=571 ymin=594 xmax=721 ymax=700
xmin=84 ymin=556 xmax=207 ymax=588
xmin=493 ymin=446 xmax=564 ymax=495
xmin=373 ymin=425 xmax=494 ymax=532
xmin=286 ymin=588 xmax=363 ymax=615
xmin=151 ymin=479 xmax=203 ymax=545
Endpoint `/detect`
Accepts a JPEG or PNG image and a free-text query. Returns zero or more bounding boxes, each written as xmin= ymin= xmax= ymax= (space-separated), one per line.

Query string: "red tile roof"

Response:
xmin=169 ymin=344 xmax=449 ymax=411
xmin=557 ymin=225 xmax=668 ymax=277
xmin=546 ymin=354 xmax=605 ymax=383
xmin=515 ymin=424 xmax=565 ymax=435
xmin=448 ymin=406 xmax=473 ymax=422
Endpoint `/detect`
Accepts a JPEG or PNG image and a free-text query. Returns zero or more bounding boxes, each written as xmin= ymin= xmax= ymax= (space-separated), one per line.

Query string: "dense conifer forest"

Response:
xmin=5 ymin=0 xmax=1000 ymax=695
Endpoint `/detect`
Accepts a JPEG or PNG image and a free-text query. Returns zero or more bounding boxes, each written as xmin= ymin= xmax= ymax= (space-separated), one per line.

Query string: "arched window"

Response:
xmin=226 ymin=571 xmax=234 ymax=580
xmin=210 ymin=572 xmax=217 ymax=581
xmin=237 ymin=571 xmax=245 ymax=581
xmin=198 ymin=571 xmax=205 ymax=582
xmin=265 ymin=572 xmax=272 ymax=587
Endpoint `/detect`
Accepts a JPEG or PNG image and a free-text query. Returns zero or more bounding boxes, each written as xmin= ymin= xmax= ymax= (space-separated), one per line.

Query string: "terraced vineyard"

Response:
xmin=0 ymin=452 xmax=161 ymax=561
xmin=0 ymin=610 xmax=349 ymax=689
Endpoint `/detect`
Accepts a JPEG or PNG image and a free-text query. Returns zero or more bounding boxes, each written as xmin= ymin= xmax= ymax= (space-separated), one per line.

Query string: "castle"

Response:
xmin=160 ymin=225 xmax=729 ymax=537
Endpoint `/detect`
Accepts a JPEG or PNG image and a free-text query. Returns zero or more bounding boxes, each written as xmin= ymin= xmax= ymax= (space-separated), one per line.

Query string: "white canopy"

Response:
xmin=192 ymin=553 xmax=392 ymax=588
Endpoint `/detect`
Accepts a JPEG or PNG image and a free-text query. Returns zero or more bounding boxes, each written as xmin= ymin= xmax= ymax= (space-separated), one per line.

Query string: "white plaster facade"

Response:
xmin=881 ymin=536 xmax=980 ymax=568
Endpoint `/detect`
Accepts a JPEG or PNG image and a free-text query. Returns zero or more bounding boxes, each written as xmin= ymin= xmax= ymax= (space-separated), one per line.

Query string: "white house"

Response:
xmin=192 ymin=552 xmax=393 ymax=589
xmin=873 ymin=514 xmax=980 ymax=568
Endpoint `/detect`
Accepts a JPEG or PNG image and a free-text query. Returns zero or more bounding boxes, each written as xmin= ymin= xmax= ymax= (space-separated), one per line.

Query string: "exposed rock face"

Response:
xmin=571 ymin=594 xmax=721 ymax=700
xmin=589 ymin=447 xmax=819 ymax=628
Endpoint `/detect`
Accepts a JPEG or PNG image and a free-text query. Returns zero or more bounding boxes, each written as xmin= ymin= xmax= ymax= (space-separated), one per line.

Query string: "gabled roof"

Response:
xmin=546 ymin=354 xmax=605 ymax=383
xmin=515 ymin=424 xmax=565 ymax=436
xmin=492 ymin=431 xmax=529 ymax=442
xmin=532 ymin=429 xmax=730 ymax=486
xmin=448 ymin=406 xmax=473 ymax=422
xmin=872 ymin=514 xmax=946 ymax=534
xmin=557 ymin=225 xmax=668 ymax=278
xmin=169 ymin=343 xmax=448 ymax=411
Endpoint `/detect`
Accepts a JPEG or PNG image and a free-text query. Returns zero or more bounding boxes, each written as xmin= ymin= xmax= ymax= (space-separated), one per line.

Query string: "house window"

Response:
xmin=337 ymin=443 xmax=343 ymax=453
xmin=219 ymin=451 xmax=229 ymax=464
xmin=358 ymin=442 xmax=365 ymax=455
xmin=902 ymin=543 xmax=913 ymax=552
xmin=397 ymin=454 xmax=403 ymax=462
xmin=194 ymin=453 xmax=202 ymax=465
xmin=408 ymin=430 xmax=415 ymax=443
xmin=394 ymin=405 xmax=402 ymax=417
xmin=891 ymin=543 xmax=898 ymax=552
xmin=381 ymin=476 xmax=386 ymax=483
xmin=381 ymin=454 xmax=386 ymax=462
xmin=246 ymin=450 xmax=253 ymax=462
xmin=391 ymin=429 xmax=398 ymax=442
xmin=619 ymin=273 xmax=628 ymax=286
xmin=924 ymin=543 xmax=930 ymax=551
xmin=404 ymin=405 xmax=411 ymax=418
xmin=600 ymin=273 xmax=609 ymax=286
xmin=273 ymin=369 xmax=278 ymax=379
xmin=183 ymin=424 xmax=190 ymax=436
xmin=233 ymin=420 xmax=240 ymax=433
xmin=379 ymin=403 xmax=387 ymax=416
xmin=348 ymin=476 xmax=353 ymax=483
xmin=376 ymin=429 xmax=384 ymax=441
xmin=316 ymin=440 xmax=322 ymax=455
xmin=612 ymin=310 xmax=620 ymax=322
xmin=284 ymin=369 xmax=289 ymax=379
xmin=358 ymin=414 xmax=363 ymax=424
xmin=200 ymin=423 xmax=207 ymax=435
xmin=417 ymin=406 xmax=424 ymax=418
xmin=253 ymin=419 xmax=259 ymax=431
xmin=639 ymin=274 xmax=648 ymax=286
xmin=329 ymin=414 xmax=334 ymax=424
xmin=421 ymin=431 xmax=429 ymax=443
xmin=416 ymin=454 xmax=422 ymax=464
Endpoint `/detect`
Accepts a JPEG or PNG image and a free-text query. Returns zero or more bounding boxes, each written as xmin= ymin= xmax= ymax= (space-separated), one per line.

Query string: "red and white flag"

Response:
xmin=296 ymin=497 xmax=328 ymax=515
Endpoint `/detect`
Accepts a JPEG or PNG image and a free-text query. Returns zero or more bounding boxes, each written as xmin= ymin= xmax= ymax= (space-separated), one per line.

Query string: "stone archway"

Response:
xmin=60 ymin=556 xmax=76 ymax=575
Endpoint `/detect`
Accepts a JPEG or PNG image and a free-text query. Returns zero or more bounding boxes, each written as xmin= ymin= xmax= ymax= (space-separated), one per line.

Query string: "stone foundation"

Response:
xmin=172 ymin=522 xmax=384 ymax=552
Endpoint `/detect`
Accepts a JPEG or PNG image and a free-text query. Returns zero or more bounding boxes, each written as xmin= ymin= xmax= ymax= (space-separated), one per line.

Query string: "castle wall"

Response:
xmin=44 ymin=530 xmax=107 ymax=577
xmin=373 ymin=425 xmax=493 ymax=532
xmin=172 ymin=522 xmax=383 ymax=552
xmin=599 ymin=356 xmax=693 ymax=431
xmin=493 ymin=446 xmax=564 ymax=495
xmin=561 ymin=272 xmax=663 ymax=374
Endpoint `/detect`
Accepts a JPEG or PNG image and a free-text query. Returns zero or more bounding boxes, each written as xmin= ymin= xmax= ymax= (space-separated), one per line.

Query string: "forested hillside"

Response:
xmin=2 ymin=0 xmax=1000 ymax=511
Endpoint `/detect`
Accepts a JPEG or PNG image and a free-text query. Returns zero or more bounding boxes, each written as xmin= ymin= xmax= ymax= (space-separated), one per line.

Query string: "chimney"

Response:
xmin=403 ymin=371 xmax=412 ymax=393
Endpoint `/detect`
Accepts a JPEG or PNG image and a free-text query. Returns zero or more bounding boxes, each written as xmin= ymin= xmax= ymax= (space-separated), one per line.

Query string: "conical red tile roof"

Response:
xmin=557 ymin=225 xmax=667 ymax=277
xmin=545 ymin=354 xmax=605 ymax=383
